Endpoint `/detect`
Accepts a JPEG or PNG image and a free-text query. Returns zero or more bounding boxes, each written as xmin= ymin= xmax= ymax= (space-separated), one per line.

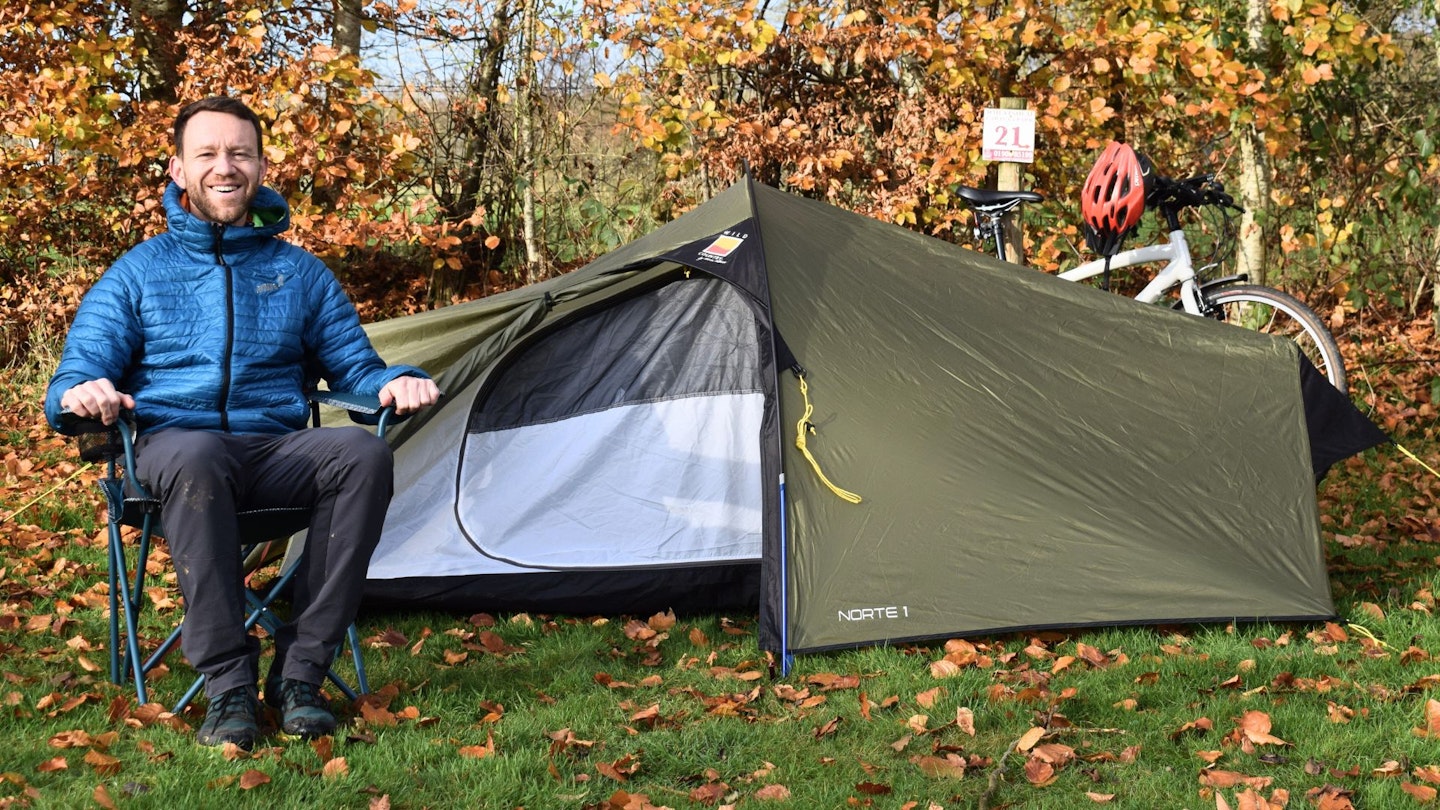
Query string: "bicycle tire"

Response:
xmin=1199 ymin=284 xmax=1347 ymax=392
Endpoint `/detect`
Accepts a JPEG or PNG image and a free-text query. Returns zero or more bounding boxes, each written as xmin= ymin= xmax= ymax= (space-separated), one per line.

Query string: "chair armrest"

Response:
xmin=58 ymin=410 xmax=123 ymax=434
xmin=59 ymin=410 xmax=134 ymax=463
xmin=306 ymin=391 xmax=401 ymax=436
xmin=308 ymin=391 xmax=384 ymax=415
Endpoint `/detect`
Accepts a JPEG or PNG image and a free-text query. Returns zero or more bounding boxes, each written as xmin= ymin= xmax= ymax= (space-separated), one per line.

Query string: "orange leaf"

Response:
xmin=754 ymin=784 xmax=791 ymax=801
xmin=1024 ymin=758 xmax=1057 ymax=786
xmin=1373 ymin=760 xmax=1405 ymax=777
xmin=1327 ymin=702 xmax=1355 ymax=724
xmin=1198 ymin=769 xmax=1272 ymax=790
xmin=239 ymin=769 xmax=270 ymax=790
xmin=1402 ymin=782 xmax=1439 ymax=802
xmin=1031 ymin=743 xmax=1076 ymax=765
xmin=83 ymin=750 xmax=121 ymax=776
xmin=1238 ymin=711 xmax=1289 ymax=746
xmin=911 ymin=754 xmax=967 ymax=778
xmin=1417 ymin=699 xmax=1440 ymax=738
xmin=1172 ymin=716 xmax=1213 ymax=740
xmin=1416 ymin=765 xmax=1440 ymax=784
xmin=814 ymin=716 xmax=842 ymax=738
xmin=1076 ymin=643 xmax=1109 ymax=667
xmin=956 ymin=707 xmax=975 ymax=736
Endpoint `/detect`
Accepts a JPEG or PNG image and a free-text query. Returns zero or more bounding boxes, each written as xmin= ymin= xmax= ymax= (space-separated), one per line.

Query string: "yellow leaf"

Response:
xmin=1016 ymin=726 xmax=1046 ymax=752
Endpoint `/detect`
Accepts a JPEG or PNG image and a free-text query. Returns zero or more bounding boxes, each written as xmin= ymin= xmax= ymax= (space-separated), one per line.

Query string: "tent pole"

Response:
xmin=778 ymin=472 xmax=793 ymax=676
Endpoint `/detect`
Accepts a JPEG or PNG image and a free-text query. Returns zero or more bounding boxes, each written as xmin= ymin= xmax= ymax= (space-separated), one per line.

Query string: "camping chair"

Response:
xmin=65 ymin=392 xmax=392 ymax=714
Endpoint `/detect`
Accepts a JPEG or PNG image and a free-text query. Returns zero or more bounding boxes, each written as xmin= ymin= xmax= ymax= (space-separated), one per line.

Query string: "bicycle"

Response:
xmin=957 ymin=172 xmax=1348 ymax=392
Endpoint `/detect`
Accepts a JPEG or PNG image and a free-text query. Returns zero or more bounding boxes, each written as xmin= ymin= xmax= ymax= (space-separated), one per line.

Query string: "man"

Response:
xmin=45 ymin=96 xmax=440 ymax=749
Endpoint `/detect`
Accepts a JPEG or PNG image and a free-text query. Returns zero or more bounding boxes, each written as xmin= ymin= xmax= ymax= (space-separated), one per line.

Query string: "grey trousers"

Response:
xmin=135 ymin=427 xmax=392 ymax=698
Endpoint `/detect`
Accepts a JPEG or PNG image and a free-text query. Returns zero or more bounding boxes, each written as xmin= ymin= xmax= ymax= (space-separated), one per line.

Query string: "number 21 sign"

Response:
xmin=982 ymin=108 xmax=1036 ymax=163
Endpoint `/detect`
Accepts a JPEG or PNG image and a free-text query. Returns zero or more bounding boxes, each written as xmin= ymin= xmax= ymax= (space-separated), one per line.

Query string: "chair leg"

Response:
xmin=171 ymin=674 xmax=206 ymax=716
xmin=109 ymin=519 xmax=151 ymax=707
xmin=347 ymin=624 xmax=369 ymax=695
xmin=159 ymin=552 xmax=373 ymax=714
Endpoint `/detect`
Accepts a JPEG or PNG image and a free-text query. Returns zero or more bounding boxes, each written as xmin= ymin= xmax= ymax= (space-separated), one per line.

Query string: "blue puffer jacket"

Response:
xmin=45 ymin=183 xmax=428 ymax=436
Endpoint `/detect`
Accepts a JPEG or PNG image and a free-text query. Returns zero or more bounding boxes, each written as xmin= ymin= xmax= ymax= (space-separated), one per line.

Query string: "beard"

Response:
xmin=187 ymin=183 xmax=257 ymax=226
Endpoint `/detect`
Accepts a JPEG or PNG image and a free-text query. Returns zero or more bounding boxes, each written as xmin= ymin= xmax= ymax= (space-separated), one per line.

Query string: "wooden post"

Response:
xmin=996 ymin=97 xmax=1027 ymax=265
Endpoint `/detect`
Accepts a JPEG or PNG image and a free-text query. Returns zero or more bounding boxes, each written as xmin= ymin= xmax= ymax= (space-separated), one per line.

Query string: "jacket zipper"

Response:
xmin=213 ymin=223 xmax=234 ymax=432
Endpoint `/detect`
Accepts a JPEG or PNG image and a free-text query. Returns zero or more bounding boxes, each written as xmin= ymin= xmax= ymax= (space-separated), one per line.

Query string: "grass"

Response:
xmin=5 ymin=372 xmax=1440 ymax=809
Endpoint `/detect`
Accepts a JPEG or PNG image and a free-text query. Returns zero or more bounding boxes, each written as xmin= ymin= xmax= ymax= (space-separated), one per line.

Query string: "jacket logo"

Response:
xmin=255 ymin=273 xmax=289 ymax=294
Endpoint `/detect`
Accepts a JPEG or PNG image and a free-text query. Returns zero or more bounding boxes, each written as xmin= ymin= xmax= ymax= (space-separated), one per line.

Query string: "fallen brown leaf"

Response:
xmin=754 ymin=784 xmax=791 ymax=801
xmin=1402 ymin=781 xmax=1439 ymax=802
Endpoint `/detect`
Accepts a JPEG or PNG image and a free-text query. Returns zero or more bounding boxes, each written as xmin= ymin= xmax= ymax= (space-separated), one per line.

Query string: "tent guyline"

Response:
xmin=359 ymin=175 xmax=1388 ymax=666
xmin=792 ymin=371 xmax=862 ymax=504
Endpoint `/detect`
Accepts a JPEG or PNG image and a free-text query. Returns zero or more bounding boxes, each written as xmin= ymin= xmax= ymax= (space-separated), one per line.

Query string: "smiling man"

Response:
xmin=170 ymin=103 xmax=268 ymax=227
xmin=45 ymin=96 xmax=439 ymax=750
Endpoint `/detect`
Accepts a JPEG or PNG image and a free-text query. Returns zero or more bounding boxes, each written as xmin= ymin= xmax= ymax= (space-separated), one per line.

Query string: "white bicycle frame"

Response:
xmin=1058 ymin=229 xmax=1207 ymax=315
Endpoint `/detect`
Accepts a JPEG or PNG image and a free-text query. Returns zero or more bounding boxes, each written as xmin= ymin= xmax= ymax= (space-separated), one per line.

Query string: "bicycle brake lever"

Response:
xmin=1207 ymin=183 xmax=1244 ymax=212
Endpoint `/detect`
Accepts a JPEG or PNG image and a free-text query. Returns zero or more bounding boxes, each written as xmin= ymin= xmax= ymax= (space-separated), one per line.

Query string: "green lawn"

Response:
xmin=4 ymin=378 xmax=1440 ymax=809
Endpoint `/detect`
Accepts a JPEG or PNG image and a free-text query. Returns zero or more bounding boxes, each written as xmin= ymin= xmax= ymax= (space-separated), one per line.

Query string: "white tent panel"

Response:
xmin=457 ymin=392 xmax=764 ymax=569
xmin=370 ymin=391 xmax=764 ymax=580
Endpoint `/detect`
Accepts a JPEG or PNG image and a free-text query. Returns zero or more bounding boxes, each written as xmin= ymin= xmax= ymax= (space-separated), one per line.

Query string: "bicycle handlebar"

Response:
xmin=1148 ymin=173 xmax=1244 ymax=215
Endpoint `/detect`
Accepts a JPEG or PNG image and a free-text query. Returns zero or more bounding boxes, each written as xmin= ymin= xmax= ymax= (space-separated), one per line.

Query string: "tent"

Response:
xmin=360 ymin=176 xmax=1386 ymax=666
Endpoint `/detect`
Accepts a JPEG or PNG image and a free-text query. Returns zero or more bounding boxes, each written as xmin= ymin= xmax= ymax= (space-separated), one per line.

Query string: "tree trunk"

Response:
xmin=314 ymin=0 xmax=363 ymax=211
xmin=129 ymin=0 xmax=184 ymax=104
xmin=1235 ymin=129 xmax=1270 ymax=287
xmin=1234 ymin=0 xmax=1271 ymax=287
xmin=517 ymin=0 xmax=545 ymax=282
xmin=333 ymin=0 xmax=362 ymax=56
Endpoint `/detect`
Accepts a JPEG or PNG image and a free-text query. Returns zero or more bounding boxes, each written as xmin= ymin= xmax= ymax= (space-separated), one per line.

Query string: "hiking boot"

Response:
xmin=196 ymin=686 xmax=260 ymax=750
xmin=264 ymin=677 xmax=336 ymax=738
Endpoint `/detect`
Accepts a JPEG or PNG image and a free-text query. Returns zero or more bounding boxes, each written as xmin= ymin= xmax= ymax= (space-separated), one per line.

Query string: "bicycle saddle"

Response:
xmin=955 ymin=186 xmax=1045 ymax=207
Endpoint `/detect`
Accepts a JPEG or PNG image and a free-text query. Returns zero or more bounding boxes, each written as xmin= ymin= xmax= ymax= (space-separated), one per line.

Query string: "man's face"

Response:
xmin=168 ymin=110 xmax=267 ymax=226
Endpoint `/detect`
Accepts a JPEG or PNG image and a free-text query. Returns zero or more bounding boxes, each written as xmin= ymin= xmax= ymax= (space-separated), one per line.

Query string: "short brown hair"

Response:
xmin=173 ymin=97 xmax=265 ymax=154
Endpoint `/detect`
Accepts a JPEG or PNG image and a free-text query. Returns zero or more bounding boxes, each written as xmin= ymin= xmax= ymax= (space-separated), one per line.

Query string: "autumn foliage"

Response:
xmin=0 ymin=0 xmax=483 ymax=366
xmin=589 ymin=0 xmax=1435 ymax=316
xmin=3 ymin=0 xmax=1437 ymax=373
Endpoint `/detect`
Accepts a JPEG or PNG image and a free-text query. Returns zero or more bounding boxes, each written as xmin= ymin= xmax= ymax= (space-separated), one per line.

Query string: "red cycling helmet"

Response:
xmin=1080 ymin=141 xmax=1152 ymax=258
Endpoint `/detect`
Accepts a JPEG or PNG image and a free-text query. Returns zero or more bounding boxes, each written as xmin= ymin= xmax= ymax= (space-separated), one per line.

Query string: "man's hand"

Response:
xmin=378 ymin=376 xmax=441 ymax=416
xmin=60 ymin=379 xmax=136 ymax=425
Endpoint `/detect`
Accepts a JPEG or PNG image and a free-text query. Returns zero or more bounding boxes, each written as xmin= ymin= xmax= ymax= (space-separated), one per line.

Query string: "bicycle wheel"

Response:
xmin=1200 ymin=284 xmax=1347 ymax=392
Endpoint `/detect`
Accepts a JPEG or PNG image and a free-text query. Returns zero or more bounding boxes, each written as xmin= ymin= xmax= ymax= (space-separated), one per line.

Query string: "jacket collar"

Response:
xmin=162 ymin=182 xmax=291 ymax=256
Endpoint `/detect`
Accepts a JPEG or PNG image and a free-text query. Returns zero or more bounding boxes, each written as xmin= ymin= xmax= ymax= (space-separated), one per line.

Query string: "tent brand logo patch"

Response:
xmin=838 ymin=605 xmax=910 ymax=622
xmin=697 ymin=231 xmax=748 ymax=264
